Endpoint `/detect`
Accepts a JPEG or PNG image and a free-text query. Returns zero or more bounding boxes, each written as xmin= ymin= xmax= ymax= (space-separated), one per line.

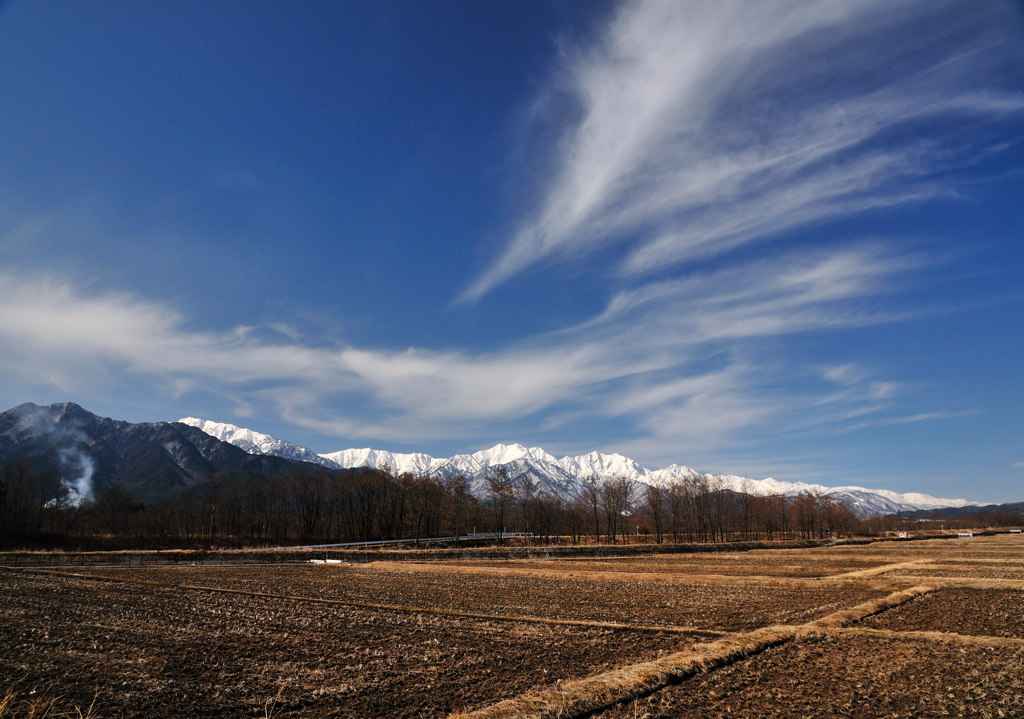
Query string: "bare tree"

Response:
xmin=600 ymin=475 xmax=635 ymax=544
xmin=579 ymin=475 xmax=602 ymax=542
xmin=485 ymin=466 xmax=514 ymax=542
xmin=643 ymin=480 xmax=666 ymax=544
xmin=515 ymin=473 xmax=537 ymax=540
xmin=666 ymin=477 xmax=686 ymax=543
xmin=443 ymin=474 xmax=473 ymax=542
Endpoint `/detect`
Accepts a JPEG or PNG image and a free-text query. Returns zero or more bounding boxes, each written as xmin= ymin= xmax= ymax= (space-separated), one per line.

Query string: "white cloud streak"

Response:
xmin=0 ymin=238 xmax=926 ymax=450
xmin=462 ymin=0 xmax=1024 ymax=300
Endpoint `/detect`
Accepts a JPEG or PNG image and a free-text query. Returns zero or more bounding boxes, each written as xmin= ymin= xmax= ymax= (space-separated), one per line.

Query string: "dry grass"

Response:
xmin=440 ymin=553 xmax=896 ymax=578
xmin=827 ymin=559 xmax=928 ymax=579
xmin=373 ymin=559 xmax=799 ymax=585
xmin=0 ymin=681 xmax=96 ymax=719
xmin=368 ymin=559 xmax=897 ymax=589
xmin=882 ymin=575 xmax=1024 ymax=589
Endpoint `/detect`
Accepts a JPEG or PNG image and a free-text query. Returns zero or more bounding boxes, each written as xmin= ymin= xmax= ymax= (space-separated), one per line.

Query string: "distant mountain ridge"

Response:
xmin=0 ymin=403 xmax=358 ymax=505
xmin=179 ymin=417 xmax=979 ymax=517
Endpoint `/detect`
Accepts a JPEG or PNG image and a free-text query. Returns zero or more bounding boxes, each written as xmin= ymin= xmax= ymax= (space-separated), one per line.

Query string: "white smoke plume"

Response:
xmin=15 ymin=404 xmax=96 ymax=507
xmin=56 ymin=447 xmax=95 ymax=507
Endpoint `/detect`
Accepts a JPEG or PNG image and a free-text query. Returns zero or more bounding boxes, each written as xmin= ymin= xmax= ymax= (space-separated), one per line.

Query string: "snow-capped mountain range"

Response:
xmin=179 ymin=418 xmax=978 ymax=517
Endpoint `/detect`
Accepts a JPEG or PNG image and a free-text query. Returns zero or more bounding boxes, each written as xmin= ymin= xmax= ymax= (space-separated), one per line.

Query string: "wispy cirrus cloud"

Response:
xmin=461 ymin=0 xmax=1024 ymax=301
xmin=882 ymin=410 xmax=979 ymax=425
xmin=0 ymin=239 xmax=927 ymax=451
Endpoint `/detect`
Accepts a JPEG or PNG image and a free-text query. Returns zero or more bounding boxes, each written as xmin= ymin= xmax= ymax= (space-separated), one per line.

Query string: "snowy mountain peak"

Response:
xmin=178 ymin=417 xmax=339 ymax=468
xmin=471 ymin=443 xmax=558 ymax=466
xmin=560 ymin=451 xmax=650 ymax=480
xmin=179 ymin=418 xmax=274 ymax=452
xmin=648 ymin=464 xmax=702 ymax=482
xmin=181 ymin=417 xmax=979 ymax=517
xmin=318 ymin=448 xmax=436 ymax=476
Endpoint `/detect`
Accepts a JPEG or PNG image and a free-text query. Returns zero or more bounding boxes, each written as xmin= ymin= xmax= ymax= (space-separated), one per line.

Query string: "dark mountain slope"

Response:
xmin=0 ymin=402 xmax=351 ymax=504
xmin=898 ymin=501 xmax=1024 ymax=521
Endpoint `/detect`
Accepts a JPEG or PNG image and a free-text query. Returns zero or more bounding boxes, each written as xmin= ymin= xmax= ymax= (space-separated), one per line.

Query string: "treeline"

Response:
xmin=862 ymin=508 xmax=1024 ymax=534
xmin=0 ymin=458 xmax=960 ymax=549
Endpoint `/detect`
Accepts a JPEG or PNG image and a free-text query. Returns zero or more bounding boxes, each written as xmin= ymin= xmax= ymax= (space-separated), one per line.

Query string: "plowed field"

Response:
xmin=595 ymin=634 xmax=1024 ymax=719
xmin=0 ymin=571 xmax=685 ymax=718
xmin=3 ymin=532 xmax=1022 ymax=718
xmin=861 ymin=587 xmax=1024 ymax=638
xmin=82 ymin=564 xmax=885 ymax=631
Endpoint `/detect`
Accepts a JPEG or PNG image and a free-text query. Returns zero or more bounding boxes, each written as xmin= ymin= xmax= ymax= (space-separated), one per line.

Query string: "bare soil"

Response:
xmin=85 ymin=564 xmax=886 ymax=631
xmin=861 ymin=587 xmax=1024 ymax=638
xmin=595 ymin=633 xmax=1024 ymax=719
xmin=891 ymin=566 xmax=1024 ymax=579
xmin=6 ymin=535 xmax=1022 ymax=719
xmin=0 ymin=571 xmax=684 ymax=718
xmin=821 ymin=535 xmax=1024 ymax=561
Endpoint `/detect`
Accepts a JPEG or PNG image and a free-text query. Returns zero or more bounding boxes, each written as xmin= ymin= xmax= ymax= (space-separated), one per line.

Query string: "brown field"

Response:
xmin=0 ymin=571 xmax=686 ymax=718
xmin=862 ymin=587 xmax=1024 ymax=638
xmin=2 ymin=532 xmax=1022 ymax=718
xmin=888 ymin=565 xmax=1024 ymax=579
xmin=595 ymin=634 xmax=1024 ymax=719
xmin=77 ymin=564 xmax=887 ymax=631
xmin=439 ymin=553 xmax=893 ymax=577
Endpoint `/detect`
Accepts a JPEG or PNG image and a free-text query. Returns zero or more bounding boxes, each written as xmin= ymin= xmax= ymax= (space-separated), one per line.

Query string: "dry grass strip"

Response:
xmin=806 ymin=584 xmax=936 ymax=628
xmin=366 ymin=560 xmax=900 ymax=590
xmin=3 ymin=567 xmax=720 ymax=637
xmin=448 ymin=584 xmax=932 ymax=719
xmin=445 ymin=553 xmax=891 ymax=566
xmin=822 ymin=626 xmax=1024 ymax=648
xmin=827 ymin=559 xmax=929 ymax=580
xmin=881 ymin=575 xmax=1024 ymax=590
xmin=919 ymin=558 xmax=1024 ymax=565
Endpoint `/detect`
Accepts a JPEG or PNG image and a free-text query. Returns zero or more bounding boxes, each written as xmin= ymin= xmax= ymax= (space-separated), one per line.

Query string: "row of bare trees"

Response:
xmin=2 ymin=458 xmax=968 ymax=549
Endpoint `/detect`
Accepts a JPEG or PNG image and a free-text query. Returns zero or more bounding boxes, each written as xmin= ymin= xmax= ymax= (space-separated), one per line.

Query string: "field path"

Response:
xmin=368 ymin=559 xmax=902 ymax=590
xmin=828 ymin=559 xmax=929 ymax=579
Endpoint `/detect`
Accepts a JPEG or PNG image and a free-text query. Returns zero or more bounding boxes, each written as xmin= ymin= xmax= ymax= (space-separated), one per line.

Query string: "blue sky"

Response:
xmin=1 ymin=0 xmax=1022 ymax=501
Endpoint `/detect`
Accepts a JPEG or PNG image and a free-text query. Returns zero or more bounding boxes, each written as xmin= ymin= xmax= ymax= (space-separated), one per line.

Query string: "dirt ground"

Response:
xmin=3 ymin=533 xmax=1022 ymax=718
xmin=0 ymin=571 xmax=685 ymax=718
xmin=861 ymin=587 xmax=1024 ymax=638
xmin=84 ymin=563 xmax=886 ymax=631
xmin=889 ymin=565 xmax=1024 ymax=579
xmin=595 ymin=633 xmax=1024 ymax=719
